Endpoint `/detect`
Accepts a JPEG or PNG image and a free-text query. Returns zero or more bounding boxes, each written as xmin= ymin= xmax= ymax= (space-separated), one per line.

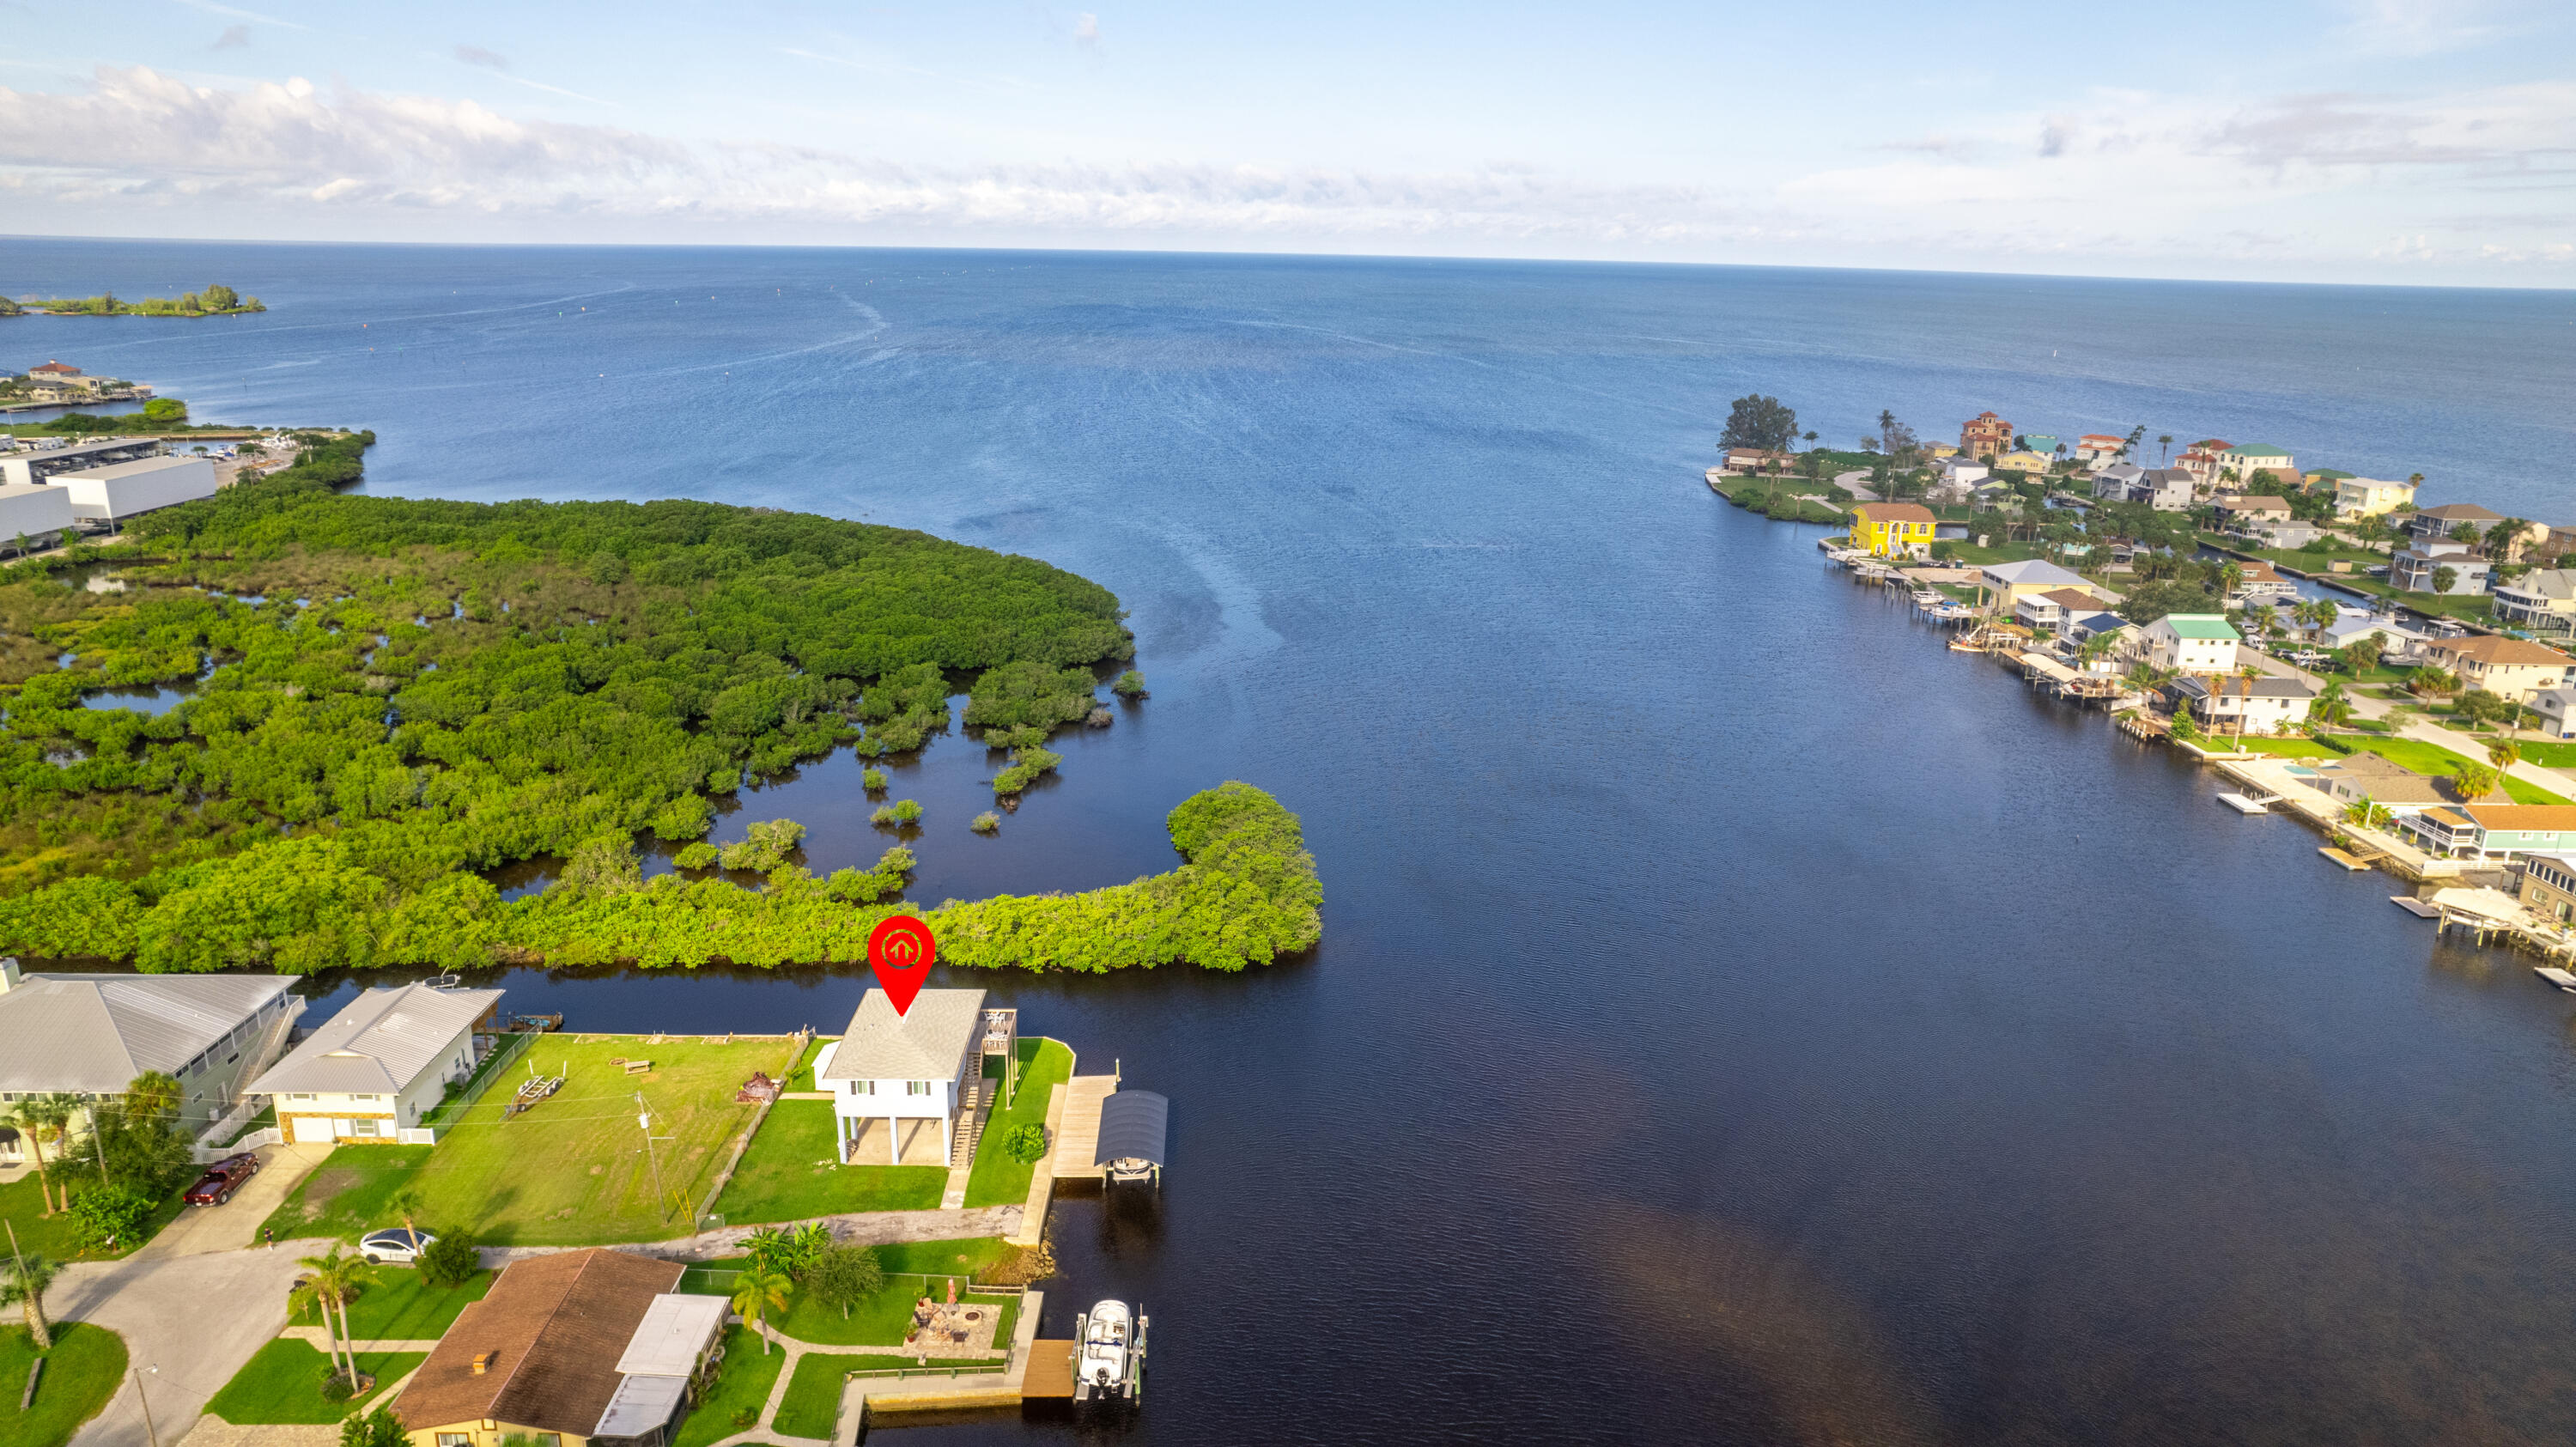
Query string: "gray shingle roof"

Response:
xmin=0 ymin=972 xmax=295 ymax=1094
xmin=247 ymin=982 xmax=501 ymax=1095
xmin=818 ymin=988 xmax=985 ymax=1081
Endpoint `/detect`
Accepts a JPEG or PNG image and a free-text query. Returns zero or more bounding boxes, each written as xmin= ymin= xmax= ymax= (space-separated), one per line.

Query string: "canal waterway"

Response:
xmin=8 ymin=241 xmax=2576 ymax=1444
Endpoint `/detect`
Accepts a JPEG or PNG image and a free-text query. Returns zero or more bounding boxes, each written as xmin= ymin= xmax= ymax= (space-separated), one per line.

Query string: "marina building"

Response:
xmin=52 ymin=454 xmax=218 ymax=527
xmin=0 ymin=483 xmax=75 ymax=552
xmin=0 ymin=436 xmax=163 ymax=488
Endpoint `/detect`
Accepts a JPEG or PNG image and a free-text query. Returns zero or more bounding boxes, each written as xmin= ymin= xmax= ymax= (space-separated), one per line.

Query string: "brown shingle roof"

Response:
xmin=2035 ymin=587 xmax=2102 ymax=608
xmin=2427 ymin=635 xmax=2574 ymax=668
xmin=394 ymin=1248 xmax=683 ymax=1438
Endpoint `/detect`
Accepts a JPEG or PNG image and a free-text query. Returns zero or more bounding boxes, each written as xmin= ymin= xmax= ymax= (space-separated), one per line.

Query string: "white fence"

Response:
xmin=192 ymin=1127 xmax=281 ymax=1163
xmin=398 ymin=1128 xmax=438 ymax=1146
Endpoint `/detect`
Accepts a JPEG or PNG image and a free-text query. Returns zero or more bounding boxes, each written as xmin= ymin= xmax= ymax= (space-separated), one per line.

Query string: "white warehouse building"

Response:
xmin=0 ymin=483 xmax=76 ymax=552
xmin=54 ymin=455 xmax=218 ymax=527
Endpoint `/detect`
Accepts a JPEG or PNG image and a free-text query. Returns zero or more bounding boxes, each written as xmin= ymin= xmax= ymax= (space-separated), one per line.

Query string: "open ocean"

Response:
xmin=9 ymin=238 xmax=2576 ymax=1444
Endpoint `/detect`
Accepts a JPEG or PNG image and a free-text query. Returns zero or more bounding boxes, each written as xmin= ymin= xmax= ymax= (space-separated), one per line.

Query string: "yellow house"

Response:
xmin=1993 ymin=450 xmax=2050 ymax=476
xmin=1851 ymin=502 xmax=1937 ymax=560
xmin=2335 ymin=477 xmax=2417 ymax=518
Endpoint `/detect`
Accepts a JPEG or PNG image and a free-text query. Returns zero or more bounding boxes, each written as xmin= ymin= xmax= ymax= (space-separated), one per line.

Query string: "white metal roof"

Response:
xmin=613 ymin=1292 xmax=731 ymax=1377
xmin=819 ymin=988 xmax=986 ymax=1081
xmin=0 ymin=972 xmax=295 ymax=1094
xmin=55 ymin=455 xmax=207 ymax=483
xmin=593 ymin=1371 xmax=690 ymax=1438
xmin=246 ymin=982 xmax=501 ymax=1095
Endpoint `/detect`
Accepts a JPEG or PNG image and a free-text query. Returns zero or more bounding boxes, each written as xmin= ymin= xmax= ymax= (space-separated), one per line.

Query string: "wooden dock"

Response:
xmin=1021 ymin=1340 xmax=1077 ymax=1399
xmin=1049 ymin=1075 xmax=1120 ymax=1181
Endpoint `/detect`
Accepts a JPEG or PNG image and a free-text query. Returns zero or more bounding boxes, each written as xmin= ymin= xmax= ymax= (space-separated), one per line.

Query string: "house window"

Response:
xmin=908 ymin=1080 xmax=932 ymax=1097
xmin=351 ymin=1119 xmax=379 ymax=1137
xmin=287 ymin=1093 xmax=316 ymax=1103
xmin=851 ymin=1080 xmax=874 ymax=1097
xmin=437 ymin=1436 xmax=473 ymax=1447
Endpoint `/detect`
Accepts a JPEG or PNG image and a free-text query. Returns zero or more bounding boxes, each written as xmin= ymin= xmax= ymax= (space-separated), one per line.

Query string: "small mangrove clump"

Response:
xmin=992 ymin=746 xmax=1061 ymax=797
xmin=871 ymin=799 xmax=924 ymax=826
xmin=673 ymin=842 xmax=720 ymax=869
xmin=971 ymin=811 xmax=1000 ymax=834
xmin=1085 ymin=707 xmax=1111 ymax=728
xmin=1112 ymin=670 xmax=1147 ymax=698
xmin=860 ymin=767 xmax=888 ymax=792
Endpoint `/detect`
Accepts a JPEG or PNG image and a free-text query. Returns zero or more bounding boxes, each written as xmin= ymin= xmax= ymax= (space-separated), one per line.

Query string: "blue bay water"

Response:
xmin=9 ymin=240 xmax=2576 ymax=1444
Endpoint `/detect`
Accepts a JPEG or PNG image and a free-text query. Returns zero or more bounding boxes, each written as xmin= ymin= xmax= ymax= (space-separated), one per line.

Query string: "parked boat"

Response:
xmin=1072 ymin=1298 xmax=1148 ymax=1404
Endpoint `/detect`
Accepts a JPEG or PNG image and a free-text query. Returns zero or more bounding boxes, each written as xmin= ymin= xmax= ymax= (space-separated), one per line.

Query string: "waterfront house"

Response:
xmin=2093 ymin=463 xmax=2145 ymax=500
xmin=2127 ymin=468 xmax=2195 ymax=511
xmin=2308 ymin=751 xmax=2455 ymax=818
xmin=2319 ymin=613 xmax=2427 ymax=661
xmin=1994 ymin=450 xmax=2051 ymax=477
xmin=2014 ymin=587 xmax=2107 ymax=634
xmin=2177 ymin=441 xmax=2231 ymax=489
xmin=2224 ymin=561 xmax=2301 ymax=606
xmin=394 ymin=1247 xmax=701 ymax=1447
xmin=2391 ymin=544 xmax=2488 ymax=596
xmin=0 ymin=959 xmax=301 ymax=1141
xmin=1960 ymin=411 xmax=2014 ymax=460
xmin=2521 ymin=852 xmax=2576 ymax=925
xmin=2242 ymin=518 xmax=2330 ymax=550
xmin=2075 ymin=434 xmax=2127 ymax=464
xmin=2402 ymin=805 xmax=2576 ymax=861
xmin=2545 ymin=526 xmax=2576 ymax=562
xmin=2493 ymin=568 xmax=2576 ymax=636
xmin=2335 ymin=477 xmax=2417 ymax=518
xmin=2166 ymin=673 xmax=2314 ymax=734
xmin=247 ymin=982 xmax=502 ymax=1146
xmin=2417 ymin=635 xmax=2576 ymax=703
xmin=1719 ymin=447 xmax=1792 ymax=475
xmin=818 ymin=987 xmax=987 ymax=1165
xmin=2407 ymin=502 xmax=2502 ymax=545
xmin=2068 ymin=611 xmax=2133 ymax=648
xmin=2139 ymin=614 xmax=2241 ymax=673
xmin=2021 ymin=433 xmax=2061 ymax=459
xmin=1936 ymin=456 xmax=1990 ymax=489
xmin=1850 ymin=502 xmax=1936 ymax=561
xmin=1980 ymin=558 xmax=2092 ymax=613
xmin=2533 ymin=687 xmax=2576 ymax=739
xmin=2217 ymin=444 xmax=2297 ymax=484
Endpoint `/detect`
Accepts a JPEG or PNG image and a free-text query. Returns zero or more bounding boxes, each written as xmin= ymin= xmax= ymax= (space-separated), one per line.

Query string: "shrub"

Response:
xmin=341 ymin=1406 xmax=406 ymax=1447
xmin=719 ymin=818 xmax=805 ymax=872
xmin=1111 ymin=670 xmax=1146 ymax=697
xmin=67 ymin=1183 xmax=155 ymax=1250
xmin=319 ymin=1366 xmax=355 ymax=1401
xmin=647 ymin=793 xmax=714 ymax=841
xmin=971 ymin=812 xmax=1000 ymax=834
xmin=860 ymin=767 xmax=888 ymax=792
xmin=870 ymin=799 xmax=924 ymax=826
xmin=808 ymin=1244 xmax=886 ymax=1320
xmin=417 ymin=1231 xmax=480 ymax=1287
xmin=673 ymin=842 xmax=719 ymax=869
xmin=999 ymin=1122 xmax=1048 ymax=1164
xmin=991 ymin=747 xmax=1060 ymax=798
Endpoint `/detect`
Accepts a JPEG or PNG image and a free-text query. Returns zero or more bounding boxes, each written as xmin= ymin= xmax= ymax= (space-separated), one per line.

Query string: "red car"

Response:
xmin=182 ymin=1152 xmax=261 ymax=1206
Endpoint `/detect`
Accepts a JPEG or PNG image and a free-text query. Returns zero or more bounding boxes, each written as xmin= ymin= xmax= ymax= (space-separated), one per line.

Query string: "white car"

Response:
xmin=359 ymin=1228 xmax=436 ymax=1265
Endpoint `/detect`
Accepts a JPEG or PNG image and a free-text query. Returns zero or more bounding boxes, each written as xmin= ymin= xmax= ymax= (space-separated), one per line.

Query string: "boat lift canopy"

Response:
xmin=1093 ymin=1090 xmax=1170 ymax=1168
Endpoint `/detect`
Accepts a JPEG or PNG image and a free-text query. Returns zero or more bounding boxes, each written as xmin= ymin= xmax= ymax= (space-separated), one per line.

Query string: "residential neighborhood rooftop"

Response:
xmin=0 ymin=969 xmax=295 ymax=1094
xmin=396 ymin=1248 xmax=684 ymax=1440
xmin=818 ymin=987 xmax=987 ymax=1081
xmin=2425 ymin=635 xmax=2573 ymax=666
xmin=2159 ymin=614 xmax=2241 ymax=640
xmin=246 ymin=982 xmax=502 ymax=1096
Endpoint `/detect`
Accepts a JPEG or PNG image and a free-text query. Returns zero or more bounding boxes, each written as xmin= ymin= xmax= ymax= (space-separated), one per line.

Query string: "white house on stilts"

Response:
xmin=817 ymin=988 xmax=988 ymax=1167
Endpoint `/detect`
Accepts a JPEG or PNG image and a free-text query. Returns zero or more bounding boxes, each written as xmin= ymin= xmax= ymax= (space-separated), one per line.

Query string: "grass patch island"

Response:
xmin=203 ymin=1340 xmax=419 ymax=1424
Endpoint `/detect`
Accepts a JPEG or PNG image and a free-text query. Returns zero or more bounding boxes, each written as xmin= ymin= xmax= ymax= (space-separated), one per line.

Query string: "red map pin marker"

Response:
xmin=868 ymin=915 xmax=937 ymax=1016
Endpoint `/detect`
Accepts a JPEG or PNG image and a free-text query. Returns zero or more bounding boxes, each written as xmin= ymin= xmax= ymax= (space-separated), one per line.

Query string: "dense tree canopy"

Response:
xmin=0 ymin=439 xmax=1322 ymax=974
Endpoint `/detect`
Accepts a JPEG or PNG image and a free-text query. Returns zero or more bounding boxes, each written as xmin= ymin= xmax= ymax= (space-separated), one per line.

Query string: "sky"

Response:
xmin=1 ymin=0 xmax=2572 ymax=285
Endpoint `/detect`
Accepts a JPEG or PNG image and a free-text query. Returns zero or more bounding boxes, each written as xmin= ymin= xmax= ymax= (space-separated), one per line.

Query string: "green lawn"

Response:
xmin=963 ymin=1039 xmax=1072 ymax=1208
xmin=2514 ymin=741 xmax=2576 ymax=769
xmin=2222 ymin=738 xmax=2349 ymax=759
xmin=672 ymin=1327 xmax=785 ymax=1447
xmin=775 ymin=1352 xmax=858 ymax=1439
xmin=0 ymin=1322 xmax=127 ymax=1447
xmin=2320 ymin=736 xmax=2576 ymax=805
xmin=202 ymin=1339 xmax=420 ymax=1424
xmin=710 ymin=1102 xmax=945 ymax=1225
xmin=337 ymin=1266 xmax=494 ymax=1341
xmin=259 ymin=1037 xmax=789 ymax=1247
xmin=1 ymin=1173 xmax=184 ymax=1262
xmin=679 ymin=1238 xmax=1018 ymax=1347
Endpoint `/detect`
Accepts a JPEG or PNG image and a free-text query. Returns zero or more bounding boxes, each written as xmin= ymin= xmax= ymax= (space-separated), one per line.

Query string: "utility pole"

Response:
xmin=135 ymin=1365 xmax=161 ymax=1447
xmin=635 ymin=1092 xmax=672 ymax=1223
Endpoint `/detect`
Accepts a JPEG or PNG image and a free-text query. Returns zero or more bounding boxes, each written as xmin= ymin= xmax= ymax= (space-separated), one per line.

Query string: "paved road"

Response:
xmin=52 ymin=1236 xmax=337 ymax=1447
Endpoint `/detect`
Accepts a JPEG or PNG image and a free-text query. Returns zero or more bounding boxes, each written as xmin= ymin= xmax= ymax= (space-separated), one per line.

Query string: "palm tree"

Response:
xmin=296 ymin=1246 xmax=374 ymax=1386
xmin=2489 ymin=739 xmax=2521 ymax=776
xmin=123 ymin=1071 xmax=181 ymax=1125
xmin=386 ymin=1189 xmax=425 ymax=1253
xmin=1 ymin=1243 xmax=58 ymax=1349
xmin=731 ymin=1263 xmax=795 ymax=1354
xmin=2310 ymin=679 xmax=2355 ymax=731
xmin=2 ymin=1099 xmax=64 ymax=1216
xmin=2157 ymin=434 xmax=2173 ymax=464
xmin=2453 ymin=762 xmax=2502 ymax=802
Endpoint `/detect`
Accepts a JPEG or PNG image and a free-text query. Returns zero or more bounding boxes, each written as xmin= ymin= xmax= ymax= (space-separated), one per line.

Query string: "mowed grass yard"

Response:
xmin=259 ymin=1036 xmax=794 ymax=1247
xmin=711 ymin=1101 xmax=945 ymax=1225
xmin=964 ymin=1039 xmax=1072 ymax=1208
xmin=1 ymin=1322 xmax=127 ymax=1447
xmin=203 ymin=1339 xmax=421 ymax=1424
xmin=678 ymin=1237 xmax=1019 ymax=1347
xmin=2 ymin=1173 xmax=187 ymax=1262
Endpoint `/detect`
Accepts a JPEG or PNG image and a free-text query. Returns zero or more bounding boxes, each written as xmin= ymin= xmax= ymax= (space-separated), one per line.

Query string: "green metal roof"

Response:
xmin=2160 ymin=614 xmax=2242 ymax=640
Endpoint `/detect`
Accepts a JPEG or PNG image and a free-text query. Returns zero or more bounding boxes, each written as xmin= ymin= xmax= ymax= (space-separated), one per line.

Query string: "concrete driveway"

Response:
xmin=50 ymin=1236 xmax=337 ymax=1447
xmin=137 ymin=1142 xmax=332 ymax=1261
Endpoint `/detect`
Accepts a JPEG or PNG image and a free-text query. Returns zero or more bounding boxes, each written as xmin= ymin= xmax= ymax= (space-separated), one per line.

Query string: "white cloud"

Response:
xmin=0 ymin=66 xmax=2567 ymax=279
xmin=1073 ymin=12 xmax=1101 ymax=46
